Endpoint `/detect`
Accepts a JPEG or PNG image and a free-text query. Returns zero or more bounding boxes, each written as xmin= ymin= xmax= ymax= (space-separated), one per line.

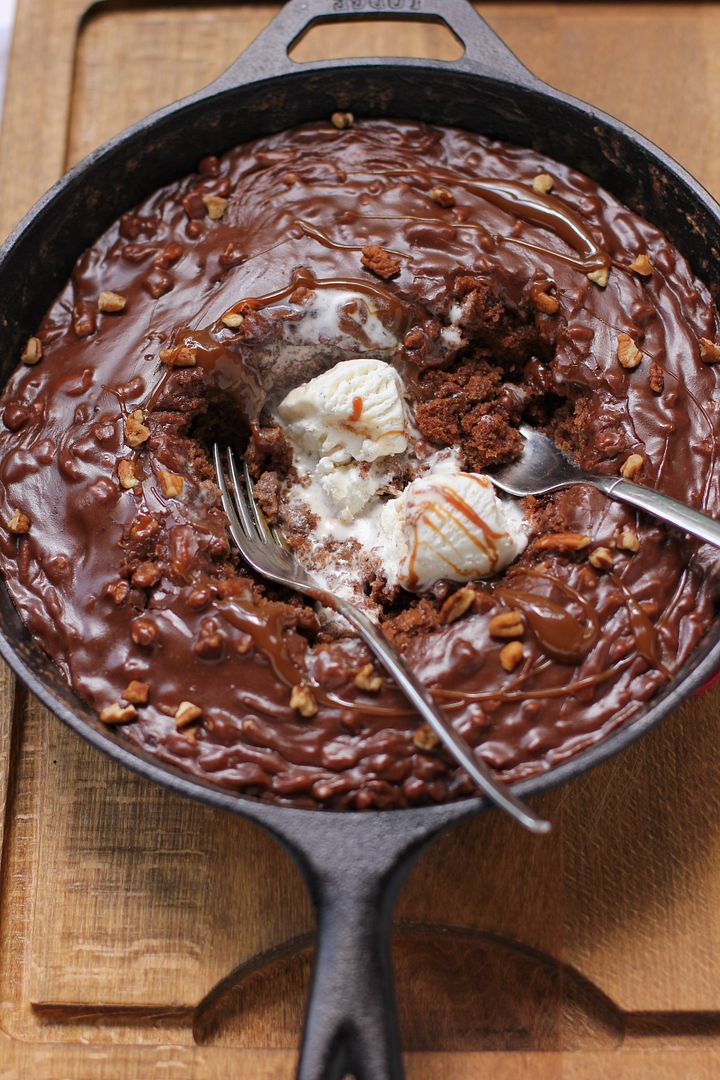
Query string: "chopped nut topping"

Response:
xmin=122 ymin=680 xmax=149 ymax=705
xmin=648 ymin=361 xmax=664 ymax=394
xmin=533 ymin=532 xmax=592 ymax=552
xmin=107 ymin=579 xmax=129 ymax=605
xmin=429 ymin=186 xmax=455 ymax=207
xmin=175 ymin=700 xmax=203 ymax=729
xmin=533 ymin=289 xmax=559 ymax=315
xmin=100 ymin=702 xmax=137 ymax=725
xmin=159 ymin=345 xmax=198 ymax=367
xmin=221 ymin=312 xmax=244 ymax=329
xmin=21 ymin=337 xmax=42 ymax=365
xmin=440 ymin=586 xmax=476 ymax=625
xmin=488 ymin=610 xmax=525 ymax=640
xmin=202 ymin=194 xmax=228 ymax=220
xmin=6 ymin=509 xmax=30 ymax=534
xmin=588 ymin=546 xmax=614 ymax=570
xmin=125 ymin=409 xmax=150 ymax=448
xmin=620 ymin=453 xmax=644 ymax=480
xmin=532 ymin=172 xmax=554 ymax=194
xmin=499 ymin=640 xmax=524 ymax=672
xmin=617 ymin=332 xmax=643 ymax=369
xmin=699 ymin=337 xmax=720 ymax=363
xmin=290 ymin=684 xmax=318 ymax=717
xmin=413 ymin=722 xmax=440 ymax=751
xmin=98 ymin=290 xmax=127 ymax=313
xmin=131 ymin=561 xmax=161 ymax=588
xmin=629 ymin=253 xmax=653 ymax=276
xmin=587 ymin=267 xmax=609 ymax=288
xmin=360 ymin=244 xmax=401 ymax=280
xmin=618 ymin=528 xmax=640 ymax=552
xmin=118 ymin=459 xmax=139 ymax=490
xmin=354 ymin=663 xmax=383 ymax=693
xmin=131 ymin=617 xmax=157 ymax=647
xmin=73 ymin=309 xmax=95 ymax=337
xmin=331 ymin=111 xmax=354 ymax=129
xmin=236 ymin=632 xmax=253 ymax=655
xmin=158 ymin=470 xmax=184 ymax=498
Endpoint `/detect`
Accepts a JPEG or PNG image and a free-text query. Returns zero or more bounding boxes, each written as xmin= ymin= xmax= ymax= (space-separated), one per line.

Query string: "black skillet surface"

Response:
xmin=1 ymin=1 xmax=720 ymax=1076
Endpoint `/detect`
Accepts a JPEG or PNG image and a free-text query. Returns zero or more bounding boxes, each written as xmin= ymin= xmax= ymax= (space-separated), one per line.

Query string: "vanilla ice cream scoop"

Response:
xmin=381 ymin=471 xmax=527 ymax=591
xmin=277 ymin=358 xmax=408 ymax=465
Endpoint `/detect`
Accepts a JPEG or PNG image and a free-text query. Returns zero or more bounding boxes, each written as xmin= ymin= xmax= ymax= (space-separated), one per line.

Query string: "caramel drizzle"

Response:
xmin=406 ymin=476 xmax=505 ymax=589
xmin=294 ymin=218 xmax=407 ymax=259
xmin=218 ymin=267 xmax=411 ymax=336
xmin=497 ymin=571 xmax=600 ymax=665
xmin=370 ymin=166 xmax=610 ymax=273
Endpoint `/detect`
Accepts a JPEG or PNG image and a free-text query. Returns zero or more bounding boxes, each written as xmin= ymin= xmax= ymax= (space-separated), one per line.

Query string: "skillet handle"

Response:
xmin=209 ymin=0 xmax=538 ymax=91
xmin=297 ymin=857 xmax=404 ymax=1080
xmin=270 ymin=808 xmax=464 ymax=1080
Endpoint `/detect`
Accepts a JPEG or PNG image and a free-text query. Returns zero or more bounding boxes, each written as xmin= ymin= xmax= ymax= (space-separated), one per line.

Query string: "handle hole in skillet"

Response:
xmin=289 ymin=14 xmax=465 ymax=63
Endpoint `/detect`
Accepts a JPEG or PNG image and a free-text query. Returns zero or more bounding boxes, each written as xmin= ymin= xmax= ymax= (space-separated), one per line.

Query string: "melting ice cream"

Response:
xmin=276 ymin=358 xmax=527 ymax=603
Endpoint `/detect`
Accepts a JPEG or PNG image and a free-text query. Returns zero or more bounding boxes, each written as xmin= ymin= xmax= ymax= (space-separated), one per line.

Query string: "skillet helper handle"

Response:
xmin=597 ymin=476 xmax=720 ymax=549
xmin=211 ymin=0 xmax=537 ymax=88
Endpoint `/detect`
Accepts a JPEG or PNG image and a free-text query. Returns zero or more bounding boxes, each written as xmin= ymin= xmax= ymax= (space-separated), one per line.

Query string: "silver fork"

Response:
xmin=213 ymin=444 xmax=550 ymax=834
xmin=491 ymin=424 xmax=720 ymax=548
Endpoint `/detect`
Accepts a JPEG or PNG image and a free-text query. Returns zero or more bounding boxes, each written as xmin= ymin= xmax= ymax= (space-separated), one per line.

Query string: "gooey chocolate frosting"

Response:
xmin=0 ymin=118 xmax=719 ymax=809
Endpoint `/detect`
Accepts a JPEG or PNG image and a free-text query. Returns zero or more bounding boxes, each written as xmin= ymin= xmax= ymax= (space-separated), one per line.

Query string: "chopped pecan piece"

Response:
xmin=533 ymin=288 xmax=559 ymax=315
xmin=440 ymin=587 xmax=476 ymax=625
xmin=429 ymin=186 xmax=455 ymax=207
xmin=331 ymin=111 xmax=354 ymax=129
xmin=158 ymin=470 xmax=184 ymax=498
xmin=629 ymin=253 xmax=653 ymax=276
xmin=6 ymin=509 xmax=30 ymax=534
xmin=413 ymin=723 xmax=440 ymax=751
xmin=617 ymin=332 xmax=643 ymax=369
xmin=125 ymin=409 xmax=150 ymax=448
xmin=648 ymin=361 xmax=664 ymax=394
xmin=159 ymin=344 xmax=197 ymax=367
xmin=588 ymin=546 xmax=614 ymax=570
xmin=98 ymin=290 xmax=127 ymax=313
xmin=587 ymin=267 xmax=609 ymax=288
xmin=21 ymin=337 xmax=42 ymax=365
xmin=360 ymin=244 xmax=401 ymax=280
xmin=221 ymin=312 xmax=244 ymax=329
xmin=620 ymin=453 xmax=644 ymax=479
xmin=100 ymin=702 xmax=137 ymax=725
xmin=290 ymin=684 xmax=318 ymax=717
xmin=117 ymin=460 xmax=139 ymax=490
xmin=532 ymin=532 xmax=592 ymax=552
xmin=175 ymin=700 xmax=203 ymax=729
xmin=131 ymin=561 xmax=161 ymax=588
xmin=131 ymin=617 xmax=157 ymax=647
xmin=488 ymin=610 xmax=525 ymax=640
xmin=354 ymin=664 xmax=383 ymax=693
xmin=618 ymin=528 xmax=640 ymax=552
xmin=499 ymin=640 xmax=524 ymax=672
xmin=122 ymin=680 xmax=149 ymax=705
xmin=202 ymin=194 xmax=228 ymax=220
xmin=699 ymin=337 xmax=720 ymax=363
xmin=532 ymin=173 xmax=554 ymax=194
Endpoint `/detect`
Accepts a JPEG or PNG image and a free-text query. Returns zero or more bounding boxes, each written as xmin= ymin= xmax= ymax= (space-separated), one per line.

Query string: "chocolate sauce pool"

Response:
xmin=0 ymin=119 xmax=718 ymax=809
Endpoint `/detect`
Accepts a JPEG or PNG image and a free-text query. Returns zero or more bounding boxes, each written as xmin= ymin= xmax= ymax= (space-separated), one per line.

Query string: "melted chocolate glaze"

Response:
xmin=0 ymin=119 xmax=718 ymax=809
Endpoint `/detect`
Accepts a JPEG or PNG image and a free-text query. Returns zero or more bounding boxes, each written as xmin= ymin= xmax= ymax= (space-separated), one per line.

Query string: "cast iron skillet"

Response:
xmin=2 ymin=1 xmax=720 ymax=1076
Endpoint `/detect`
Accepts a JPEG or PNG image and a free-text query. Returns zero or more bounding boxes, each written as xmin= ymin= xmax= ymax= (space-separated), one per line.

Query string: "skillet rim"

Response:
xmin=1 ymin=56 xmax=719 ymax=828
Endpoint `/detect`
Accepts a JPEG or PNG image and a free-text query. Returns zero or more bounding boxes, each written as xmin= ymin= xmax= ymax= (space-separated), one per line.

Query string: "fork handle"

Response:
xmin=597 ymin=476 xmax=720 ymax=548
xmin=332 ymin=598 xmax=550 ymax=834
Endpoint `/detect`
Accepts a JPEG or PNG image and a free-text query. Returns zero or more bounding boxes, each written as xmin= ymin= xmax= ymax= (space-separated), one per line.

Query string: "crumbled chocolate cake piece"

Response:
xmin=0 ymin=118 xmax=718 ymax=810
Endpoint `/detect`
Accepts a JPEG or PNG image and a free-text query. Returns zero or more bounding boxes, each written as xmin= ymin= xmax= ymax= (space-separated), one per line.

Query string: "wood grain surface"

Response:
xmin=2 ymin=3 xmax=720 ymax=1077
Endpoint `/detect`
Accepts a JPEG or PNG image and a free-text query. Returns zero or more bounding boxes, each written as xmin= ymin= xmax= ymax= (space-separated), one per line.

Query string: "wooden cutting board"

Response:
xmin=2 ymin=2 xmax=720 ymax=1076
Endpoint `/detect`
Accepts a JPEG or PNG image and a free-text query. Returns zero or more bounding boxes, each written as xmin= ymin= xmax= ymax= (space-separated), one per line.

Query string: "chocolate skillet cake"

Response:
xmin=0 ymin=116 xmax=719 ymax=809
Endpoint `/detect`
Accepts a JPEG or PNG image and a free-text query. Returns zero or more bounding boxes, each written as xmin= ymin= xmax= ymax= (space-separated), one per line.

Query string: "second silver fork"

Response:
xmin=213 ymin=444 xmax=550 ymax=835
